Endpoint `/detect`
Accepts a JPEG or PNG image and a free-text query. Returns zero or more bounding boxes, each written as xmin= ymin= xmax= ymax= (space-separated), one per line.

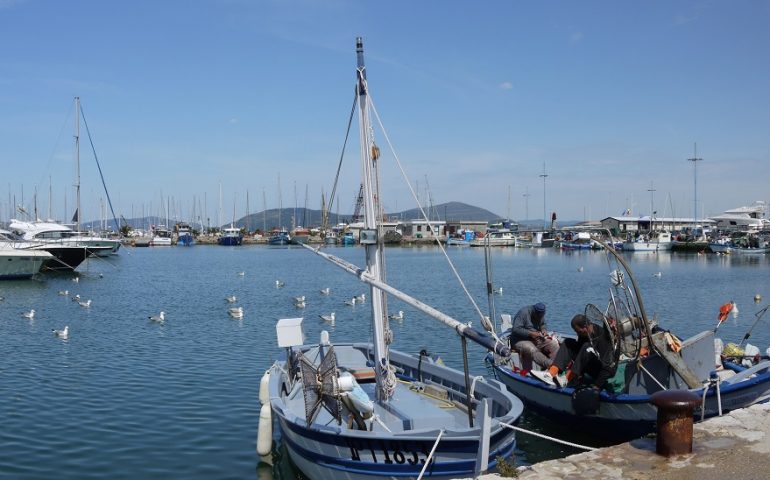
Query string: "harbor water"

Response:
xmin=1 ymin=245 xmax=768 ymax=479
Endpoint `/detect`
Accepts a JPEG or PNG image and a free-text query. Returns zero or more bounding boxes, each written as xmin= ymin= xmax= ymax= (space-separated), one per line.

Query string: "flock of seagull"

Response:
xmin=21 ymin=279 xmax=95 ymax=341
xmin=274 ymin=279 xmax=407 ymax=325
xmin=17 ymin=270 xmax=411 ymax=343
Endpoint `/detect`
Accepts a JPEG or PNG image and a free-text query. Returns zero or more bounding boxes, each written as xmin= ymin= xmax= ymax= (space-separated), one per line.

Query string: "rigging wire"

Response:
xmin=366 ymin=93 xmax=499 ymax=343
xmin=326 ymin=92 xmax=359 ymax=229
xmin=79 ymin=105 xmax=120 ymax=233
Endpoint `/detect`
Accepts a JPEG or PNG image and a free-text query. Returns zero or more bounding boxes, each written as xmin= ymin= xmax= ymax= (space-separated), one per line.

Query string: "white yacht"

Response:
xmin=9 ymin=219 xmax=119 ymax=257
xmin=0 ymin=231 xmax=53 ymax=279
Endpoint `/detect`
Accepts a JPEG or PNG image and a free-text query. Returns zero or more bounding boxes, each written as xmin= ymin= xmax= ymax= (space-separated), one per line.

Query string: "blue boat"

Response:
xmin=340 ymin=231 xmax=356 ymax=245
xmin=259 ymin=38 xmax=523 ymax=480
xmin=268 ymin=230 xmax=291 ymax=246
xmin=218 ymin=226 xmax=243 ymax=246
xmin=487 ymin=240 xmax=770 ymax=441
xmin=176 ymin=223 xmax=194 ymax=246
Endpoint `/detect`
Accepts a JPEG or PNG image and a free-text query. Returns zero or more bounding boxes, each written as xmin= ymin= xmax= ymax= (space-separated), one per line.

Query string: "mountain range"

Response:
xmin=97 ymin=201 xmax=505 ymax=232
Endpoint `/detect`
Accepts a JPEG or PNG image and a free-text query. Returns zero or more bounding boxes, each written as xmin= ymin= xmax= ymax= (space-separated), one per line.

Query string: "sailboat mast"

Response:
xmin=75 ymin=96 xmax=81 ymax=232
xmin=356 ymin=37 xmax=390 ymax=401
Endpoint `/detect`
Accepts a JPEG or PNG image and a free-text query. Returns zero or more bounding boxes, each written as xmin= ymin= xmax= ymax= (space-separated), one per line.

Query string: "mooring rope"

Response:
xmin=417 ymin=429 xmax=445 ymax=480
xmin=500 ymin=422 xmax=597 ymax=451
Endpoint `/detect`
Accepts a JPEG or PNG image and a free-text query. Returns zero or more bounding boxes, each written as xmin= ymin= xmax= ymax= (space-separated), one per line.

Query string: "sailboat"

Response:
xmin=260 ymin=38 xmax=522 ymax=479
xmin=9 ymin=97 xmax=119 ymax=270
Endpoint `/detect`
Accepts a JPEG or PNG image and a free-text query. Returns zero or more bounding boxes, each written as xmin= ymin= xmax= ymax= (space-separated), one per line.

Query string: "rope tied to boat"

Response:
xmin=700 ymin=372 xmax=723 ymax=421
xmin=499 ymin=422 xmax=598 ymax=451
xmin=417 ymin=429 xmax=445 ymax=480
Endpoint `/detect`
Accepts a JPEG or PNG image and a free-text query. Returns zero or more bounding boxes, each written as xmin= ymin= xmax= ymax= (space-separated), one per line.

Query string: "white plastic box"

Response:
xmin=276 ymin=318 xmax=305 ymax=348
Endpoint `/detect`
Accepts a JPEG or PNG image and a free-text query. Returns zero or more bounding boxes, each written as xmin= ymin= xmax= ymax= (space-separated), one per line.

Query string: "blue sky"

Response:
xmin=1 ymin=0 xmax=768 ymax=226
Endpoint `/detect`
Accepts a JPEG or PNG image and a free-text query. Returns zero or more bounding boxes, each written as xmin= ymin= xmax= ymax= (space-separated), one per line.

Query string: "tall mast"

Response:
xmin=75 ymin=96 xmax=81 ymax=232
xmin=687 ymin=143 xmax=703 ymax=227
xmin=356 ymin=37 xmax=390 ymax=401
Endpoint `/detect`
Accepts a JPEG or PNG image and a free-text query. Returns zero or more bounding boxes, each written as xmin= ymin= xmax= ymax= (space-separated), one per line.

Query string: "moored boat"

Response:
xmin=176 ymin=222 xmax=194 ymax=246
xmin=469 ymin=229 xmax=517 ymax=247
xmin=486 ymin=241 xmax=770 ymax=441
xmin=268 ymin=229 xmax=291 ymax=246
xmin=0 ymin=234 xmax=53 ymax=279
xmin=261 ymin=38 xmax=523 ymax=480
xmin=621 ymin=230 xmax=673 ymax=252
xmin=218 ymin=226 xmax=243 ymax=246
xmin=151 ymin=225 xmax=172 ymax=246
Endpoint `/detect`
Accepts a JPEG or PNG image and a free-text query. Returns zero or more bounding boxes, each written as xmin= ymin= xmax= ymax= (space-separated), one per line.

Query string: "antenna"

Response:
xmin=687 ymin=143 xmax=703 ymax=226
xmin=539 ymin=163 xmax=548 ymax=230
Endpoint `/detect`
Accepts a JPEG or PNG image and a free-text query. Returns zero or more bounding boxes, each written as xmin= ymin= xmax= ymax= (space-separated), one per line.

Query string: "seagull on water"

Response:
xmin=71 ymin=294 xmax=81 ymax=302
xmin=344 ymin=297 xmax=357 ymax=306
xmin=228 ymin=307 xmax=244 ymax=319
xmin=225 ymin=295 xmax=237 ymax=303
xmin=653 ymin=272 xmax=662 ymax=278
xmin=275 ymin=280 xmax=285 ymax=288
xmin=79 ymin=299 xmax=92 ymax=308
xmin=21 ymin=309 xmax=35 ymax=319
xmin=293 ymin=296 xmax=306 ymax=303
xmin=319 ymin=287 xmax=331 ymax=295
xmin=58 ymin=290 xmax=69 ymax=296
xmin=294 ymin=300 xmax=306 ymax=309
xmin=52 ymin=325 xmax=69 ymax=339
xmin=354 ymin=293 xmax=366 ymax=303
xmin=577 ymin=266 xmax=584 ymax=272
xmin=238 ymin=271 xmax=245 ymax=277
xmin=149 ymin=311 xmax=165 ymax=323
xmin=495 ymin=287 xmax=503 ymax=295
xmin=72 ymin=277 xmax=79 ymax=283
xmin=319 ymin=312 xmax=336 ymax=323
xmin=388 ymin=310 xmax=404 ymax=321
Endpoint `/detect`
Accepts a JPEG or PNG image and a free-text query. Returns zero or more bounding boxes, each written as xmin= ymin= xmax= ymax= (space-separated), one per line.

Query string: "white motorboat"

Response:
xmin=621 ymin=230 xmax=673 ymax=252
xmin=0 ymin=240 xmax=52 ymax=279
xmin=469 ymin=229 xmax=518 ymax=247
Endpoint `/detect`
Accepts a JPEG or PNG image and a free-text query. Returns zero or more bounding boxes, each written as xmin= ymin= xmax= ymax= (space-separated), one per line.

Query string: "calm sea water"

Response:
xmin=1 ymin=244 xmax=768 ymax=478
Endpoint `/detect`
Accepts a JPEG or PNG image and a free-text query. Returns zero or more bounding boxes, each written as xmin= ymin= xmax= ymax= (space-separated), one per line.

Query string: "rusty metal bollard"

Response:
xmin=650 ymin=390 xmax=701 ymax=456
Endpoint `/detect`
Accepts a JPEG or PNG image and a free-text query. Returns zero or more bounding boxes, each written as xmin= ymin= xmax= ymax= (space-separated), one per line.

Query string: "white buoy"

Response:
xmin=256 ymin=403 xmax=273 ymax=456
xmin=755 ymin=294 xmax=762 ymax=303
xmin=259 ymin=371 xmax=270 ymax=405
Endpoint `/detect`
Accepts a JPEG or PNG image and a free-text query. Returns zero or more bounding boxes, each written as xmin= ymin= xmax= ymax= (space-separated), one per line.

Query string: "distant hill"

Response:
xmin=102 ymin=201 xmax=504 ymax=233
xmin=393 ymin=201 xmax=501 ymax=222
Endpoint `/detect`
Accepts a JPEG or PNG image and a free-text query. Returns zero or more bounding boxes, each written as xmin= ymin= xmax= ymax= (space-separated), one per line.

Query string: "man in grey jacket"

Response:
xmin=510 ymin=302 xmax=559 ymax=370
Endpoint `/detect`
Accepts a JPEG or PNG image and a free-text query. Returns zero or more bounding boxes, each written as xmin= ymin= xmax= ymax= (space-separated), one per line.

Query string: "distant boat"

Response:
xmin=469 ymin=228 xmax=517 ymax=247
xmin=516 ymin=230 xmax=555 ymax=248
xmin=340 ymin=231 xmax=356 ymax=246
xmin=559 ymin=231 xmax=601 ymax=250
xmin=323 ymin=229 xmax=339 ymax=245
xmin=268 ymin=230 xmax=291 ymax=246
xmin=218 ymin=226 xmax=243 ymax=246
xmin=176 ymin=222 xmax=194 ymax=246
xmin=621 ymin=230 xmax=673 ymax=252
xmin=709 ymin=233 xmax=770 ymax=255
xmin=151 ymin=225 xmax=173 ymax=246
xmin=290 ymin=227 xmax=311 ymax=245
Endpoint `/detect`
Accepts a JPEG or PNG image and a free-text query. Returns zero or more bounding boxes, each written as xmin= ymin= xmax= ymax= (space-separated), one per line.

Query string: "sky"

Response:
xmin=1 ymin=0 xmax=769 ymax=227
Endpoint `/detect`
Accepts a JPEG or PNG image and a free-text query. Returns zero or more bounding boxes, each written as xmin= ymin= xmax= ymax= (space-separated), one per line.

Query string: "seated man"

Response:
xmin=534 ymin=314 xmax=616 ymax=389
xmin=510 ymin=302 xmax=558 ymax=370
